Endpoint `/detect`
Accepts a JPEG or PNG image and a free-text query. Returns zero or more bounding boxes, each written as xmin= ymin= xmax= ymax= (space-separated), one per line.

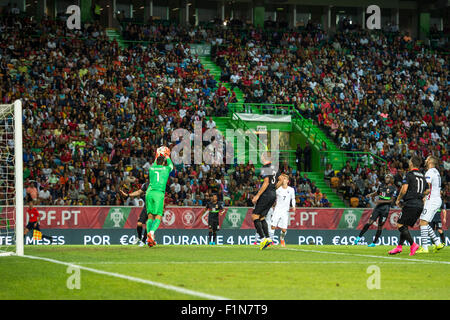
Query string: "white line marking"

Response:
xmin=279 ymin=247 xmax=450 ymax=265
xmin=22 ymin=255 xmax=230 ymax=300
xmin=64 ymin=260 xmax=437 ymax=265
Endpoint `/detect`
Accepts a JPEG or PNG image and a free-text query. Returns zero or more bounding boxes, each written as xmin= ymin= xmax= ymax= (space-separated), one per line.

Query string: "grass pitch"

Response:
xmin=1 ymin=244 xmax=449 ymax=300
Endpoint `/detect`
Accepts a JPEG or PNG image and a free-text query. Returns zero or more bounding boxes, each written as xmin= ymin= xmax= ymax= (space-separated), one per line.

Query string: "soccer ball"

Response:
xmin=156 ymin=146 xmax=170 ymax=158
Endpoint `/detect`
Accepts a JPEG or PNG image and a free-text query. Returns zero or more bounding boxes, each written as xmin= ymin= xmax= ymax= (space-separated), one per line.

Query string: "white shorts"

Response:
xmin=271 ymin=208 xmax=289 ymax=230
xmin=420 ymin=199 xmax=442 ymax=222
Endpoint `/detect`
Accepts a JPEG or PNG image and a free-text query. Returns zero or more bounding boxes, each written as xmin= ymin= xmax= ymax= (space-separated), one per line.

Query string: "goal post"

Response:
xmin=0 ymin=100 xmax=23 ymax=256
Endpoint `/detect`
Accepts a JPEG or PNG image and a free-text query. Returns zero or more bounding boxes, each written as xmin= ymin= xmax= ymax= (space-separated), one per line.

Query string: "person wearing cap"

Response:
xmin=354 ymin=173 xmax=397 ymax=247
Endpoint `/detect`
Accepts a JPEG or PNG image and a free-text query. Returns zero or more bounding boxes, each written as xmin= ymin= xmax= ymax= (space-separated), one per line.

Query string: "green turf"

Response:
xmin=1 ymin=245 xmax=449 ymax=300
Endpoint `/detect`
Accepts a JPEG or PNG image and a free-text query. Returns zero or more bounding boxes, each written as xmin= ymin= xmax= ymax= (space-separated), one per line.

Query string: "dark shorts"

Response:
xmin=370 ymin=205 xmax=390 ymax=224
xmin=253 ymin=193 xmax=276 ymax=218
xmin=138 ymin=206 xmax=148 ymax=224
xmin=208 ymin=214 xmax=219 ymax=230
xmin=26 ymin=221 xmax=39 ymax=231
xmin=398 ymin=205 xmax=423 ymax=227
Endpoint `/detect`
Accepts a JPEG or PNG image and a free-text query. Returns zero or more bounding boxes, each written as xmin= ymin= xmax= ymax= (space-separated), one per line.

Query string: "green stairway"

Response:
xmin=106 ymin=28 xmax=127 ymax=49
xmin=198 ymin=56 xmax=245 ymax=104
xmin=300 ymin=172 xmax=346 ymax=208
xmin=200 ymin=54 xmax=347 ymax=207
xmin=292 ymin=117 xmax=347 ymax=171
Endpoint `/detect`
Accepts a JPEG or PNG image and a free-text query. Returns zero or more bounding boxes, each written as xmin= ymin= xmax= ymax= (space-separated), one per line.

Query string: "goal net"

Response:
xmin=0 ymin=100 xmax=23 ymax=256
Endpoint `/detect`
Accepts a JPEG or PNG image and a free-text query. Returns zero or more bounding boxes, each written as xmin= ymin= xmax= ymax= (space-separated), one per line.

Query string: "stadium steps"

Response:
xmin=105 ymin=28 xmax=127 ymax=49
xmin=299 ymin=172 xmax=346 ymax=208
xmin=201 ymin=55 xmax=346 ymax=207
xmin=292 ymin=119 xmax=347 ymax=170
xmin=198 ymin=56 xmax=245 ymax=104
xmin=212 ymin=116 xmax=230 ymax=132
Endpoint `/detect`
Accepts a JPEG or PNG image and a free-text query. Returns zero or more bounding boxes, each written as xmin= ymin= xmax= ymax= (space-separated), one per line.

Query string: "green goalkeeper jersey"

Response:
xmin=148 ymin=157 xmax=174 ymax=193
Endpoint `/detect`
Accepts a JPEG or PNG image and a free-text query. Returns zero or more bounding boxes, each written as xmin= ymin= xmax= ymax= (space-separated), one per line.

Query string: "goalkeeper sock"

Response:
xmin=146 ymin=219 xmax=153 ymax=235
xmin=150 ymin=219 xmax=161 ymax=233
xmin=209 ymin=231 xmax=213 ymax=243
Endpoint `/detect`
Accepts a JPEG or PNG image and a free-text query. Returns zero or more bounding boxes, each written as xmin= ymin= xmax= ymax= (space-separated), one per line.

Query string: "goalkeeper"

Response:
xmin=146 ymin=147 xmax=174 ymax=247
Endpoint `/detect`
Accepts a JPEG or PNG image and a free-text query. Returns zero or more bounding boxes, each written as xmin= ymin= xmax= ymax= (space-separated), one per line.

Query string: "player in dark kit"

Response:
xmin=206 ymin=194 xmax=225 ymax=245
xmin=251 ymin=153 xmax=282 ymax=250
xmin=120 ymin=181 xmax=149 ymax=246
xmin=389 ymin=156 xmax=426 ymax=256
xmin=354 ymin=174 xmax=397 ymax=247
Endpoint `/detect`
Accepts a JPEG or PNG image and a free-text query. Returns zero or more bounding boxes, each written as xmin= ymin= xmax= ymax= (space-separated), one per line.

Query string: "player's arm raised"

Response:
xmin=121 ymin=188 xmax=143 ymax=198
xmin=275 ymin=174 xmax=284 ymax=189
xmin=165 ymin=156 xmax=174 ymax=171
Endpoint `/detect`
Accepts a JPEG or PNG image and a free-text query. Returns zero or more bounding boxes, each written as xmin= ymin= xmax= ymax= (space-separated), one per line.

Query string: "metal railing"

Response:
xmin=318 ymin=150 xmax=388 ymax=171
xmin=228 ymin=103 xmax=294 ymax=115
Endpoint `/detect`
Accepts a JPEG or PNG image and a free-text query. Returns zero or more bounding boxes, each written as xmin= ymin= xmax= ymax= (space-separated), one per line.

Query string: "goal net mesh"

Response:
xmin=0 ymin=102 xmax=19 ymax=256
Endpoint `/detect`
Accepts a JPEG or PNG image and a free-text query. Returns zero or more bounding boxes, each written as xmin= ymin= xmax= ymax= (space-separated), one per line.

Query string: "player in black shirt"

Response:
xmin=121 ymin=181 xmax=149 ymax=246
xmin=389 ymin=156 xmax=426 ymax=256
xmin=206 ymin=194 xmax=225 ymax=245
xmin=251 ymin=153 xmax=282 ymax=250
xmin=354 ymin=174 xmax=397 ymax=247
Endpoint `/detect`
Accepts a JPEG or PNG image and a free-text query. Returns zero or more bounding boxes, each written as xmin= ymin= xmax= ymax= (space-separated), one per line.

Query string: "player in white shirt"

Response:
xmin=417 ymin=156 xmax=444 ymax=253
xmin=269 ymin=174 xmax=295 ymax=247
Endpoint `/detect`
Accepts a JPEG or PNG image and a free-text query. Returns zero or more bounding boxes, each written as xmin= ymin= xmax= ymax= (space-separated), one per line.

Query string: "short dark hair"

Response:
xmin=156 ymin=155 xmax=165 ymax=165
xmin=410 ymin=156 xmax=422 ymax=168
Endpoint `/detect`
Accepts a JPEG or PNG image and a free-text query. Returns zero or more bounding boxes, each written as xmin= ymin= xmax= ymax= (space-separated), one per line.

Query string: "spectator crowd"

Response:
xmin=0 ymin=9 xmax=448 ymax=209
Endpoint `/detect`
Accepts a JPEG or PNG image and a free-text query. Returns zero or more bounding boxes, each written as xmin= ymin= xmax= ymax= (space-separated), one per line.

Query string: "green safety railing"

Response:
xmin=228 ymin=103 xmax=294 ymax=116
xmin=227 ymin=102 xmax=391 ymax=173
xmin=319 ymin=150 xmax=388 ymax=172
xmin=230 ymin=103 xmax=330 ymax=152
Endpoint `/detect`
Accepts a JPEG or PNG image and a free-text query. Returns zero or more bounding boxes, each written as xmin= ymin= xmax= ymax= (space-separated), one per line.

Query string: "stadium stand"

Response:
xmin=0 ymin=10 xmax=448 ymax=209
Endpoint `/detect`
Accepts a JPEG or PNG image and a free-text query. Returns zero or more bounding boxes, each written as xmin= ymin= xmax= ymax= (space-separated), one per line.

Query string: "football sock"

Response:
xmin=209 ymin=231 xmax=213 ymax=243
xmin=399 ymin=226 xmax=414 ymax=246
xmin=253 ymin=219 xmax=265 ymax=239
xmin=137 ymin=225 xmax=143 ymax=240
xmin=146 ymin=219 xmax=153 ymax=234
xmin=373 ymin=228 xmax=382 ymax=244
xmin=269 ymin=228 xmax=275 ymax=240
xmin=439 ymin=232 xmax=445 ymax=244
xmin=280 ymin=230 xmax=286 ymax=241
xmin=427 ymin=225 xmax=441 ymax=245
xmin=261 ymin=219 xmax=270 ymax=238
xmin=212 ymin=231 xmax=217 ymax=243
xmin=150 ymin=219 xmax=161 ymax=233
xmin=420 ymin=225 xmax=430 ymax=249
xmin=359 ymin=223 xmax=371 ymax=237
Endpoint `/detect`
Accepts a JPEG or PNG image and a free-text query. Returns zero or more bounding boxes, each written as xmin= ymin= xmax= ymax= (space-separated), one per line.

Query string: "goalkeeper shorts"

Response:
xmin=145 ymin=190 xmax=165 ymax=216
